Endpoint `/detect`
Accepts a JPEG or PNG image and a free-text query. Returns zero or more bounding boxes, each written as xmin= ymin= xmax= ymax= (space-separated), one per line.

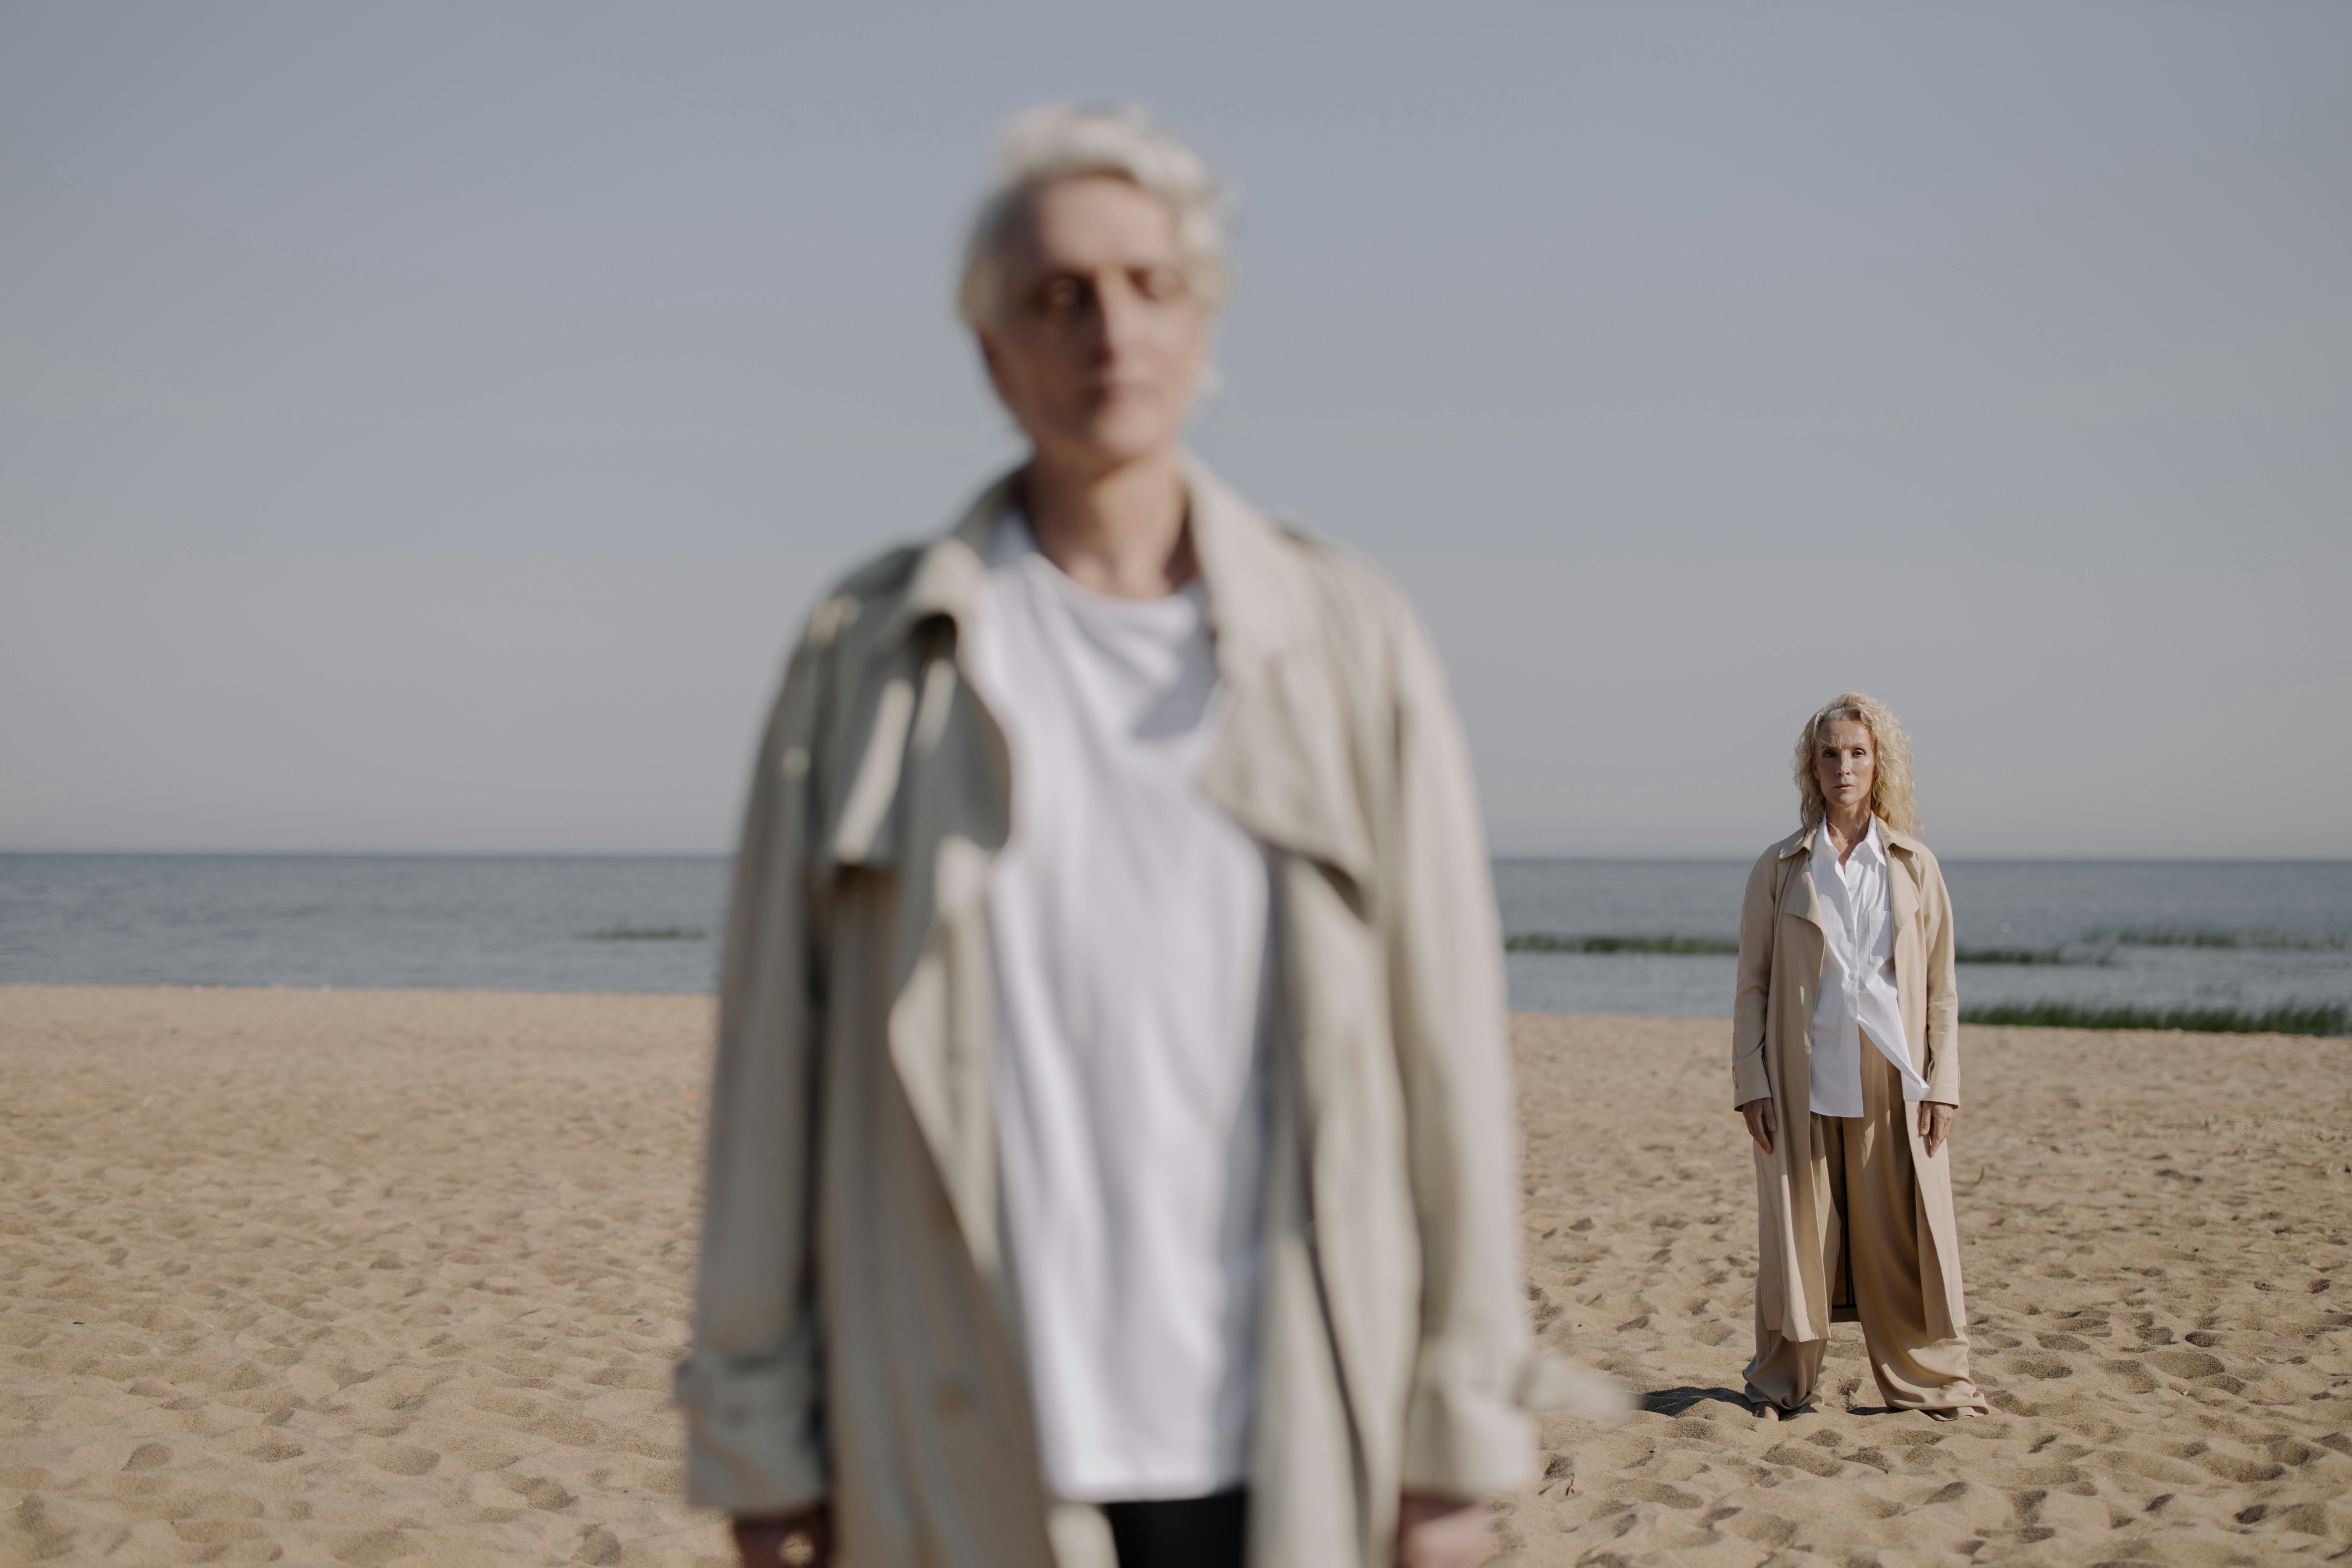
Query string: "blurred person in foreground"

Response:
xmin=1732 ymin=693 xmax=1988 ymax=1423
xmin=677 ymin=104 xmax=1599 ymax=1568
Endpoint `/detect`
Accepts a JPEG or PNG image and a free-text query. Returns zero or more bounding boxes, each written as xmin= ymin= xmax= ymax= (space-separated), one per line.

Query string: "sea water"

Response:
xmin=1495 ymin=859 xmax=2352 ymax=1020
xmin=3 ymin=854 xmax=2347 ymax=1022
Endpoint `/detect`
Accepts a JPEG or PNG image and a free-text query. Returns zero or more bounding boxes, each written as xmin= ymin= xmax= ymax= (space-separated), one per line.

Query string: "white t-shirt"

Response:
xmin=964 ymin=513 xmax=1273 ymax=1503
xmin=1807 ymin=819 xmax=1930 ymax=1117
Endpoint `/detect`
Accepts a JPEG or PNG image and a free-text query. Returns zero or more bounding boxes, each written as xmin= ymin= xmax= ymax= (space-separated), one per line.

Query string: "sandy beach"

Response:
xmin=4 ymin=986 xmax=2348 ymax=1566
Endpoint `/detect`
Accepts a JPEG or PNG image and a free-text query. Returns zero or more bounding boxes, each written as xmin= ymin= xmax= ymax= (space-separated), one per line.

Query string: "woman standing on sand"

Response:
xmin=1731 ymin=692 xmax=1988 ymax=1423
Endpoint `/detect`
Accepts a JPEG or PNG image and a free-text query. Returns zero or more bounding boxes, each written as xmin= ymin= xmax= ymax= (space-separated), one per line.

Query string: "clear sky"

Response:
xmin=4 ymin=3 xmax=2347 ymax=857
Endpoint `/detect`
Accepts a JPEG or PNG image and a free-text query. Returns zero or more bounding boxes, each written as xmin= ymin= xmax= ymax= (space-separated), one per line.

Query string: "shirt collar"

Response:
xmin=1811 ymin=817 xmax=1885 ymax=869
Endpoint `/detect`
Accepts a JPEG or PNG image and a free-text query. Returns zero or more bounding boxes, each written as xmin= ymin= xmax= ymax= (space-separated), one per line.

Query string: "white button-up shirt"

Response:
xmin=1807 ymin=819 xmax=1930 ymax=1118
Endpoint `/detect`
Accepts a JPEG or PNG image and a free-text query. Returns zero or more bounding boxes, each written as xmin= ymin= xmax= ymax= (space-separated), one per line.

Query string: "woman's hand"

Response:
xmin=733 ymin=1508 xmax=832 ymax=1567
xmin=1398 ymin=1494 xmax=1490 ymax=1568
xmin=1738 ymin=1097 xmax=1778 ymax=1155
xmin=1918 ymin=1101 xmax=1956 ymax=1157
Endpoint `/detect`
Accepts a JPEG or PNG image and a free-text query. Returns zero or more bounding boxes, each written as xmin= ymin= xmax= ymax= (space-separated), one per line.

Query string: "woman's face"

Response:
xmin=977 ymin=174 xmax=1211 ymax=475
xmin=1814 ymin=718 xmax=1877 ymax=817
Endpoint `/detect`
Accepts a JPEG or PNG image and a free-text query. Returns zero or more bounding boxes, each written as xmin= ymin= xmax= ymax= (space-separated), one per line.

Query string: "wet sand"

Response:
xmin=2 ymin=987 xmax=2347 ymax=1565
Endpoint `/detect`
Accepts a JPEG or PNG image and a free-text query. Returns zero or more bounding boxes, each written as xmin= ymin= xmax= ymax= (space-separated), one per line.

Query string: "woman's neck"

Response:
xmin=1021 ymin=451 xmax=1195 ymax=599
xmin=1823 ymin=805 xmax=1873 ymax=864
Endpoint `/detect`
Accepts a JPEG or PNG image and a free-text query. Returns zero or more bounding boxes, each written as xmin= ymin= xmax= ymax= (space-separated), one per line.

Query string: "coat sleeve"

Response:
xmin=673 ymin=624 xmax=834 ymax=1517
xmin=1921 ymin=853 xmax=1961 ymax=1105
xmin=1379 ymin=599 xmax=1538 ymax=1499
xmin=1732 ymin=852 xmax=1778 ymax=1108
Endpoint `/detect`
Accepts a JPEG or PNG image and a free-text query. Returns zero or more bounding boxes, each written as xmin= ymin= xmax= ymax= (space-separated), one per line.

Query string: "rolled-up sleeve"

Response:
xmin=1731 ymin=853 xmax=1778 ymax=1109
xmin=1380 ymin=602 xmax=1538 ymax=1498
xmin=674 ymin=630 xmax=832 ymax=1516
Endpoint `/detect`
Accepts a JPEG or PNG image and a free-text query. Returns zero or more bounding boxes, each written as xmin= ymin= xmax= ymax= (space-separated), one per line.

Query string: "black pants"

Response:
xmin=1102 ymin=1490 xmax=1248 ymax=1568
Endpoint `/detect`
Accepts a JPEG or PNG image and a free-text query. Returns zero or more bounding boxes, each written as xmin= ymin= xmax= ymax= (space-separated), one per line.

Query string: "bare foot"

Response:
xmin=1924 ymin=1406 xmax=1982 ymax=1422
xmin=1752 ymin=1400 xmax=1779 ymax=1422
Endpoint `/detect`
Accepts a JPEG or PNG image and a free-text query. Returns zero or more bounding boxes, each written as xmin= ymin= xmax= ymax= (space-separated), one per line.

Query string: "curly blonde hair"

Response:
xmin=1793 ymin=691 xmax=1921 ymax=835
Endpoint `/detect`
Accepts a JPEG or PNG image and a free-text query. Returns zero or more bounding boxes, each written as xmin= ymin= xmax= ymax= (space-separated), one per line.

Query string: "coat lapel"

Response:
xmin=1778 ymin=830 xmax=1824 ymax=932
xmin=826 ymin=479 xmax=1014 ymax=1271
xmin=1885 ymin=835 xmax=1920 ymax=994
xmin=1186 ymin=459 xmax=1376 ymax=894
xmin=827 ymin=476 xmax=1007 ymax=871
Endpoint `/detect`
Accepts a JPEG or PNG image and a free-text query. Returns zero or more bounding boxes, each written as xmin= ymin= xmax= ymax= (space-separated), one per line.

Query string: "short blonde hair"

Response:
xmin=955 ymin=102 xmax=1233 ymax=329
xmin=1792 ymin=691 xmax=1922 ymax=835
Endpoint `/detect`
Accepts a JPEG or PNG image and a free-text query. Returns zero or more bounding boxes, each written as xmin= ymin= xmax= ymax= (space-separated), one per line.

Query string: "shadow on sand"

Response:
xmin=1638 ymin=1384 xmax=1764 ymax=1418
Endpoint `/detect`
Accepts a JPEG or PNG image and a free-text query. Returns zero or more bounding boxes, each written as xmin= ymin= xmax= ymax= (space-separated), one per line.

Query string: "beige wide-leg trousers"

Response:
xmin=1746 ymin=1043 xmax=1984 ymax=1414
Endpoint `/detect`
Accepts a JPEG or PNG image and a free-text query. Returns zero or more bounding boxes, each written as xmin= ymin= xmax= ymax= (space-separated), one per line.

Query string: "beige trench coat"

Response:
xmin=675 ymin=460 xmax=1541 ymax=1568
xmin=1731 ymin=824 xmax=1967 ymax=1345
